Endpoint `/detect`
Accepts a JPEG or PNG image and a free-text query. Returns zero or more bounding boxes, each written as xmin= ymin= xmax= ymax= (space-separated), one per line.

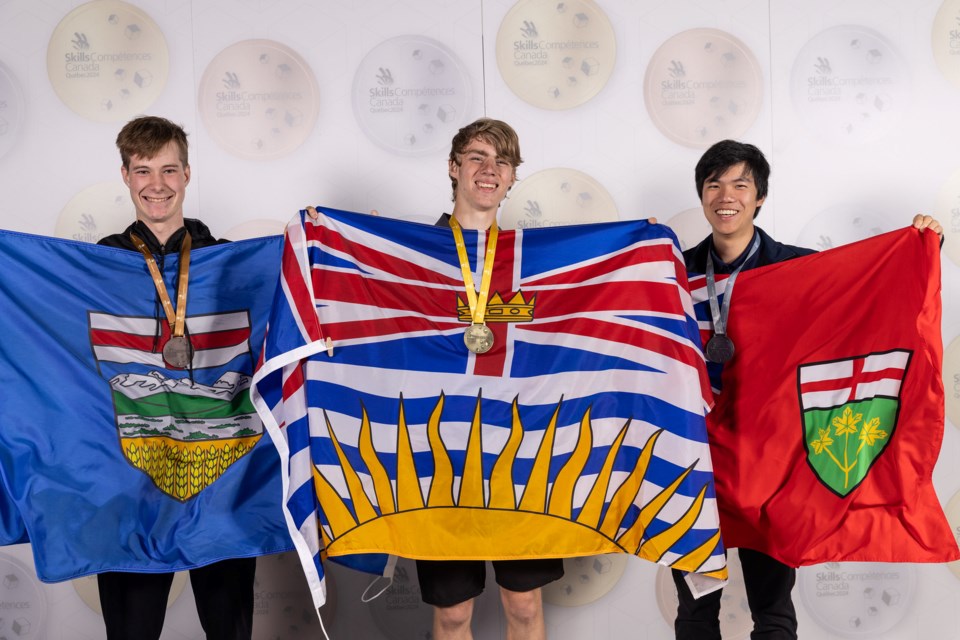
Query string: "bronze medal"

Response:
xmin=162 ymin=335 xmax=194 ymax=369
xmin=464 ymin=323 xmax=494 ymax=354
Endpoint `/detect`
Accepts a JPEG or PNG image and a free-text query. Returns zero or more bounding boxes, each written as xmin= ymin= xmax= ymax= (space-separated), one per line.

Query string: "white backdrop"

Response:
xmin=1 ymin=1 xmax=960 ymax=638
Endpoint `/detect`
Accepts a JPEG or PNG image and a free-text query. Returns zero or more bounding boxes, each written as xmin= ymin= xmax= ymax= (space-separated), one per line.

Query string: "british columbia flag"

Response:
xmin=252 ymin=207 xmax=726 ymax=608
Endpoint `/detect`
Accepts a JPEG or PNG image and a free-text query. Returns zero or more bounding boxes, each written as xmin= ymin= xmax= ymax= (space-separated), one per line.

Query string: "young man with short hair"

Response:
xmin=672 ymin=139 xmax=941 ymax=640
xmin=96 ymin=115 xmax=255 ymax=640
xmin=416 ymin=118 xmax=564 ymax=640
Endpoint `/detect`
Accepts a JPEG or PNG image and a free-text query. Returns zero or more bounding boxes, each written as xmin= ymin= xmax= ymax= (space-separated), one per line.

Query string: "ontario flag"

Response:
xmin=689 ymin=227 xmax=957 ymax=567
xmin=0 ymin=229 xmax=293 ymax=581
xmin=252 ymin=207 xmax=726 ymax=609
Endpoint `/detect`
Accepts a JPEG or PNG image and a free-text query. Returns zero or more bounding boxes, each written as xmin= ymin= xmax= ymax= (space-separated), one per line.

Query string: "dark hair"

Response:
xmin=695 ymin=140 xmax=769 ymax=217
xmin=448 ymin=118 xmax=522 ymax=202
xmin=116 ymin=116 xmax=189 ymax=169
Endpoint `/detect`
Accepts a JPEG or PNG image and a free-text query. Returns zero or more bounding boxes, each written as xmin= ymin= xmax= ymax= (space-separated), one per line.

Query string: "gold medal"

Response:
xmin=449 ymin=216 xmax=499 ymax=356
xmin=464 ymin=323 xmax=494 ymax=354
xmin=131 ymin=231 xmax=194 ymax=369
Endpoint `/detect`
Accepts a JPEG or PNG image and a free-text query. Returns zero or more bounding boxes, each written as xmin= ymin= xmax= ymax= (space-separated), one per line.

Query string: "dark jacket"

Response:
xmin=98 ymin=218 xmax=226 ymax=253
xmin=683 ymin=226 xmax=814 ymax=274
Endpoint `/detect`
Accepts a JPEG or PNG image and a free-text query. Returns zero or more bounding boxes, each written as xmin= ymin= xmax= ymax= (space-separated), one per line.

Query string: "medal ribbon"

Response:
xmin=448 ymin=215 xmax=498 ymax=327
xmin=130 ymin=232 xmax=192 ymax=340
xmin=705 ymin=233 xmax=760 ymax=338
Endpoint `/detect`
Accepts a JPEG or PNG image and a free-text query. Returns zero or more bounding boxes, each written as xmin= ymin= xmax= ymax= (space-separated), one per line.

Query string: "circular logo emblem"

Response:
xmin=352 ymin=35 xmax=472 ymax=156
xmin=935 ymin=166 xmax=960 ymax=267
xmin=932 ymin=0 xmax=960 ymax=89
xmin=0 ymin=60 xmax=25 ymax=160
xmin=663 ymin=207 xmax=712 ymax=253
xmin=499 ymin=167 xmax=618 ymax=230
xmin=223 ymin=218 xmax=287 ymax=241
xmin=943 ymin=334 xmax=960 ymax=431
xmin=643 ymin=28 xmax=763 ymax=148
xmin=72 ymin=571 xmax=187 ymax=614
xmin=495 ymin=0 xmax=616 ymax=110
xmin=0 ymin=552 xmax=48 ymax=638
xmin=542 ymin=554 xmax=627 ymax=607
xmin=253 ymin=552 xmax=335 ymax=636
xmin=54 ymin=182 xmax=136 ymax=243
xmin=798 ymin=562 xmax=916 ymax=637
xmin=46 ymin=0 xmax=169 ymax=123
xmin=944 ymin=489 xmax=960 ymax=579
xmin=654 ymin=551 xmax=753 ymax=639
xmin=795 ymin=204 xmax=898 ymax=251
xmin=790 ymin=25 xmax=909 ymax=144
xmin=198 ymin=39 xmax=320 ymax=160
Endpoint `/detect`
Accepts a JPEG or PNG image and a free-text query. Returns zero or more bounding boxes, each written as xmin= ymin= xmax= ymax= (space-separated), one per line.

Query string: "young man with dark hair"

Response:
xmin=671 ymin=139 xmax=942 ymax=639
xmin=96 ymin=115 xmax=255 ymax=640
xmin=416 ymin=117 xmax=564 ymax=640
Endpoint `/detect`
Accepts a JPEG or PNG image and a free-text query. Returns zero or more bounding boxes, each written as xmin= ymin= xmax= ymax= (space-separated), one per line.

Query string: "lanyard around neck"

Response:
xmin=130 ymin=231 xmax=192 ymax=339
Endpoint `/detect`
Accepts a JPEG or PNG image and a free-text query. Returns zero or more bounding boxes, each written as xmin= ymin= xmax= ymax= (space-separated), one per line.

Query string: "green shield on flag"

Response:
xmin=798 ymin=351 xmax=909 ymax=498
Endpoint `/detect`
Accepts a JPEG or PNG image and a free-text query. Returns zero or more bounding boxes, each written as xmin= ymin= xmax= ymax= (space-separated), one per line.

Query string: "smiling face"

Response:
xmin=700 ymin=161 xmax=765 ymax=249
xmin=449 ymin=136 xmax=516 ymax=227
xmin=121 ymin=140 xmax=190 ymax=235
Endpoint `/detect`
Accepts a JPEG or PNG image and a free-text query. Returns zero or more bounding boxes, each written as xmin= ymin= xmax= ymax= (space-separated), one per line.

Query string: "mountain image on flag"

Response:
xmin=90 ymin=310 xmax=262 ymax=501
xmin=252 ymin=208 xmax=726 ymax=609
xmin=799 ymin=350 xmax=909 ymax=497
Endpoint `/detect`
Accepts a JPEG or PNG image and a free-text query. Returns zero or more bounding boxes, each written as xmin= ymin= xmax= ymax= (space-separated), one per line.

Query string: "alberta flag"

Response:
xmin=689 ymin=228 xmax=957 ymax=567
xmin=0 ymin=230 xmax=293 ymax=580
xmin=252 ymin=207 xmax=726 ymax=609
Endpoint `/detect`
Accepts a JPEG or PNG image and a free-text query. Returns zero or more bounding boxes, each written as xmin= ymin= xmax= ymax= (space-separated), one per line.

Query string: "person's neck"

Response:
xmin=711 ymin=227 xmax=755 ymax=264
xmin=451 ymin=207 xmax=497 ymax=230
xmin=138 ymin=217 xmax=185 ymax=246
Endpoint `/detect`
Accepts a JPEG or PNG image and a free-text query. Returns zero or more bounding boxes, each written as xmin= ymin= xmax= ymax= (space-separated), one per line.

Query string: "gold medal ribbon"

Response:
xmin=448 ymin=215 xmax=498 ymax=328
xmin=130 ymin=232 xmax=191 ymax=340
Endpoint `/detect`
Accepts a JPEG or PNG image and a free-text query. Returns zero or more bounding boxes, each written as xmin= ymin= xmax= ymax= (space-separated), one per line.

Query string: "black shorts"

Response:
xmin=416 ymin=558 xmax=564 ymax=607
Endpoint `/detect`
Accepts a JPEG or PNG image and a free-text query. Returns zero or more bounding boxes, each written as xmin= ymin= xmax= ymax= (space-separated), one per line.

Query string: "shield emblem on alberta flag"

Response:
xmin=798 ymin=350 xmax=911 ymax=497
xmin=89 ymin=310 xmax=263 ymax=501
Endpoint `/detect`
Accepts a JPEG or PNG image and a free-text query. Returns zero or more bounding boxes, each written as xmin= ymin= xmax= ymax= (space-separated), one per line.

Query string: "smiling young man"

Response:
xmin=672 ymin=139 xmax=942 ymax=640
xmin=96 ymin=116 xmax=254 ymax=640
xmin=416 ymin=118 xmax=564 ymax=640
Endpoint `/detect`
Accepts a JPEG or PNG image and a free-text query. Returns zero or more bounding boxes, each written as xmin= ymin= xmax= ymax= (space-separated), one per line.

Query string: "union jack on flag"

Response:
xmin=251 ymin=207 xmax=727 ymax=608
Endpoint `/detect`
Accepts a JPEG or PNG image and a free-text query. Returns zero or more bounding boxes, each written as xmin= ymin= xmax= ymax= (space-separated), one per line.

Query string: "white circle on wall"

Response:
xmin=55 ymin=182 xmax=135 ymax=242
xmin=253 ymin=552 xmax=335 ymax=638
xmin=495 ymin=0 xmax=616 ymax=110
xmin=45 ymin=0 xmax=169 ymax=123
xmin=222 ymin=218 xmax=286 ymax=241
xmin=932 ymin=0 xmax=960 ymax=90
xmin=643 ymin=28 xmax=763 ymax=149
xmin=352 ymin=35 xmax=472 ymax=156
xmin=72 ymin=571 xmax=187 ymax=614
xmin=795 ymin=204 xmax=897 ymax=251
xmin=798 ymin=562 xmax=916 ymax=637
xmin=0 ymin=552 xmax=48 ymax=638
xmin=942 ymin=335 xmax=960 ymax=432
xmin=198 ymin=39 xmax=320 ymax=160
xmin=663 ymin=207 xmax=712 ymax=253
xmin=944 ymin=489 xmax=960 ymax=579
xmin=790 ymin=25 xmax=909 ymax=144
xmin=935 ymin=166 xmax=960 ymax=267
xmin=542 ymin=554 xmax=627 ymax=607
xmin=0 ymin=60 xmax=25 ymax=160
xmin=655 ymin=550 xmax=753 ymax=639
xmin=499 ymin=167 xmax=618 ymax=230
